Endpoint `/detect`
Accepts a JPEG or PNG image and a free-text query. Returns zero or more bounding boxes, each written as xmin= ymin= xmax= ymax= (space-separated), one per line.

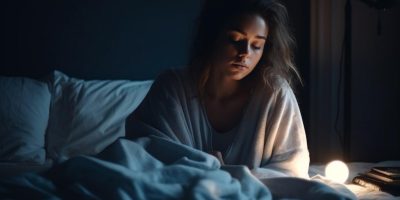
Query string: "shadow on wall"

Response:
xmin=1 ymin=0 xmax=203 ymax=80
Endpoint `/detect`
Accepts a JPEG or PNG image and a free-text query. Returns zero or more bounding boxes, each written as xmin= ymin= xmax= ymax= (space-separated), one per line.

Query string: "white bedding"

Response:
xmin=309 ymin=161 xmax=400 ymax=200
xmin=0 ymin=137 xmax=356 ymax=199
xmin=0 ymin=160 xmax=53 ymax=179
xmin=0 ymin=153 xmax=398 ymax=199
xmin=0 ymin=137 xmax=273 ymax=199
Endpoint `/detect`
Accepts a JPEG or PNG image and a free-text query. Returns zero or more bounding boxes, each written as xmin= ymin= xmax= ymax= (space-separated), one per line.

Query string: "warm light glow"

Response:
xmin=325 ymin=160 xmax=349 ymax=184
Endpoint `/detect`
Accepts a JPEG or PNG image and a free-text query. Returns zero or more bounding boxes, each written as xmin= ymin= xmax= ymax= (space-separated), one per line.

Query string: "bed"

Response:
xmin=309 ymin=161 xmax=400 ymax=200
xmin=0 ymin=71 xmax=398 ymax=199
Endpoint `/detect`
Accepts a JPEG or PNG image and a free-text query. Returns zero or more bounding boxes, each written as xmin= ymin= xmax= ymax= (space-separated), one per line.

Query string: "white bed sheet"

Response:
xmin=309 ymin=161 xmax=400 ymax=200
xmin=1 ymin=158 xmax=399 ymax=199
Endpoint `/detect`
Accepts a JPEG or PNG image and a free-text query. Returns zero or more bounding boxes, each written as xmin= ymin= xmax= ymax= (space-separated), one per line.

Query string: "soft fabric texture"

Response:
xmin=261 ymin=177 xmax=357 ymax=199
xmin=0 ymin=137 xmax=272 ymax=200
xmin=309 ymin=161 xmax=400 ymax=200
xmin=46 ymin=71 xmax=152 ymax=161
xmin=0 ymin=76 xmax=50 ymax=164
xmin=0 ymin=137 xmax=355 ymax=200
xmin=127 ymin=69 xmax=310 ymax=179
xmin=0 ymin=160 xmax=53 ymax=179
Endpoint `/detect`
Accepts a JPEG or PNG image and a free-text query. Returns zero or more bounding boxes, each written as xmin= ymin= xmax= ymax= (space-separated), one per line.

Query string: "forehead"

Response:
xmin=226 ymin=14 xmax=268 ymax=36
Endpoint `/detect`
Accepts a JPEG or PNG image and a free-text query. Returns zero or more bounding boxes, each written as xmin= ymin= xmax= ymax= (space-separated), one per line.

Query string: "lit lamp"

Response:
xmin=325 ymin=160 xmax=349 ymax=184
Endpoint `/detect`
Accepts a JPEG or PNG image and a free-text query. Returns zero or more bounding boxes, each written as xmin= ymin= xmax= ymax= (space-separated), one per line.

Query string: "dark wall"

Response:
xmin=350 ymin=1 xmax=400 ymax=161
xmin=1 ymin=0 xmax=202 ymax=80
xmin=1 ymin=0 xmax=310 ymax=82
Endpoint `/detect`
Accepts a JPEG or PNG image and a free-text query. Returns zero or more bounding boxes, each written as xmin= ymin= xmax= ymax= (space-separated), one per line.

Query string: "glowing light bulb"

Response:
xmin=325 ymin=160 xmax=349 ymax=184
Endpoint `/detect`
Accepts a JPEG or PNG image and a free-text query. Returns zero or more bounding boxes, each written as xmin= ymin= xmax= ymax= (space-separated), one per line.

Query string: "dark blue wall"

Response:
xmin=350 ymin=0 xmax=400 ymax=162
xmin=1 ymin=0 xmax=202 ymax=80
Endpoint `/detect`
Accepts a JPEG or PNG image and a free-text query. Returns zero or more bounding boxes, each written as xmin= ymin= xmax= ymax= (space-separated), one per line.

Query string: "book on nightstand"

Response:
xmin=352 ymin=167 xmax=400 ymax=196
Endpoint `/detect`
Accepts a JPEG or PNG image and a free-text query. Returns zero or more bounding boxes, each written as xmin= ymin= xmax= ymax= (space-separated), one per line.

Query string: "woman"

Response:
xmin=126 ymin=0 xmax=310 ymax=179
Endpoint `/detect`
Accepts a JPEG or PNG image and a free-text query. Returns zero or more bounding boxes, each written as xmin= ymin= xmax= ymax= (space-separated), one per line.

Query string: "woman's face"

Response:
xmin=210 ymin=14 xmax=268 ymax=81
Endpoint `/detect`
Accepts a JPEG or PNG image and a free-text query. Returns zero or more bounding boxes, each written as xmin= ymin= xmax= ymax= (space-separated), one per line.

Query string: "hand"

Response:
xmin=208 ymin=150 xmax=225 ymax=165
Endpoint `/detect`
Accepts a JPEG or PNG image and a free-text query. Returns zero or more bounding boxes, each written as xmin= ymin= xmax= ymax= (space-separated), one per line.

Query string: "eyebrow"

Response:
xmin=230 ymin=28 xmax=267 ymax=40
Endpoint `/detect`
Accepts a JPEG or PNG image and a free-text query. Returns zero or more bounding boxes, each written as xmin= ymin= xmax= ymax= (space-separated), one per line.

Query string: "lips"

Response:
xmin=231 ymin=62 xmax=248 ymax=69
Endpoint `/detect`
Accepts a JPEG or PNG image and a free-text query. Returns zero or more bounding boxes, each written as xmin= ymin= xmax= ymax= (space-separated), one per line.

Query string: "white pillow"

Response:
xmin=46 ymin=71 xmax=152 ymax=161
xmin=0 ymin=76 xmax=50 ymax=164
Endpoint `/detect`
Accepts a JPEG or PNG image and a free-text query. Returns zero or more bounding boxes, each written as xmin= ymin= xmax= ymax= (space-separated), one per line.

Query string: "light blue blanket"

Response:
xmin=0 ymin=136 xmax=356 ymax=199
xmin=0 ymin=137 xmax=271 ymax=199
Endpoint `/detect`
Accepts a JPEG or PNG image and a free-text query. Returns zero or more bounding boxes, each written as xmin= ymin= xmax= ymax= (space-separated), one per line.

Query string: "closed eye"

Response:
xmin=252 ymin=42 xmax=264 ymax=50
xmin=227 ymin=32 xmax=264 ymax=50
xmin=229 ymin=38 xmax=240 ymax=44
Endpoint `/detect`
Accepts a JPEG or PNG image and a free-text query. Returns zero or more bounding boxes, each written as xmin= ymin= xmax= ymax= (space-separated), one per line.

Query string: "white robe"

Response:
xmin=126 ymin=69 xmax=310 ymax=179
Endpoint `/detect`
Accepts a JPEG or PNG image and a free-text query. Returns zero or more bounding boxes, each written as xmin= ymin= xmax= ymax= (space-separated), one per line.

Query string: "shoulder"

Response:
xmin=259 ymin=75 xmax=295 ymax=99
xmin=155 ymin=69 xmax=182 ymax=83
xmin=154 ymin=68 xmax=191 ymax=85
xmin=150 ymin=68 xmax=195 ymax=98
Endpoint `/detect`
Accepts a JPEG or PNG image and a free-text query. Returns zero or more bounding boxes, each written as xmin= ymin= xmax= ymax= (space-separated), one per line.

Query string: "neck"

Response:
xmin=205 ymin=72 xmax=244 ymax=101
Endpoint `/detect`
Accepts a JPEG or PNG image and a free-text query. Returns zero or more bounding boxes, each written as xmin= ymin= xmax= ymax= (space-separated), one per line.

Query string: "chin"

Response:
xmin=215 ymin=64 xmax=253 ymax=80
xmin=226 ymin=72 xmax=248 ymax=81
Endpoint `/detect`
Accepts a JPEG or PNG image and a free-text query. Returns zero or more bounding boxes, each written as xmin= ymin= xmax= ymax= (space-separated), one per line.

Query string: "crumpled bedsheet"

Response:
xmin=0 ymin=136 xmax=355 ymax=200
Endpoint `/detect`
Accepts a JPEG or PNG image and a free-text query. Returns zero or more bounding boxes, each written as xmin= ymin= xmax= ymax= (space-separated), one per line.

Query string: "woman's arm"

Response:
xmin=125 ymin=70 xmax=192 ymax=145
xmin=254 ymin=82 xmax=310 ymax=179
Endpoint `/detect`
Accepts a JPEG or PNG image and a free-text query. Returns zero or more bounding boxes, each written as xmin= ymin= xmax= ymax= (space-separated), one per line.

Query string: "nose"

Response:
xmin=237 ymin=41 xmax=250 ymax=58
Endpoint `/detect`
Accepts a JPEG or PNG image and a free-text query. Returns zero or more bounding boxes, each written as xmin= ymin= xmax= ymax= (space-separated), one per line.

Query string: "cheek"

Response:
xmin=216 ymin=39 xmax=238 ymax=55
xmin=210 ymin=47 xmax=235 ymax=66
xmin=250 ymin=51 xmax=263 ymax=66
xmin=220 ymin=44 xmax=238 ymax=57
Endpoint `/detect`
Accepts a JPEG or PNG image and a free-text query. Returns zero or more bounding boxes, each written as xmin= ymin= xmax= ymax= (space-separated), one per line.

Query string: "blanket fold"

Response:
xmin=0 ymin=137 xmax=272 ymax=200
xmin=0 ymin=136 xmax=356 ymax=200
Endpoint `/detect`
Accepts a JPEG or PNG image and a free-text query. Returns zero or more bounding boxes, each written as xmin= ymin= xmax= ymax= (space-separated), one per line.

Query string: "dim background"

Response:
xmin=1 ymin=0 xmax=399 ymax=163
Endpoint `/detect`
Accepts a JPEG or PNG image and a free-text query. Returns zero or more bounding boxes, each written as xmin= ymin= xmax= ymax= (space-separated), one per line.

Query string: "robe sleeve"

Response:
xmin=125 ymin=70 xmax=195 ymax=146
xmin=252 ymin=82 xmax=310 ymax=179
